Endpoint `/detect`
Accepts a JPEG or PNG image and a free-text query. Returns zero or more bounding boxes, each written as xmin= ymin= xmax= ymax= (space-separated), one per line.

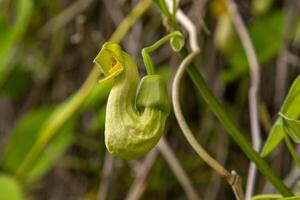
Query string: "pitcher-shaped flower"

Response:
xmin=94 ymin=42 xmax=170 ymax=159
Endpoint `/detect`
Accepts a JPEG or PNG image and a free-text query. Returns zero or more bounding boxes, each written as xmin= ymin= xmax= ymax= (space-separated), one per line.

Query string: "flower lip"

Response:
xmin=93 ymin=42 xmax=124 ymax=83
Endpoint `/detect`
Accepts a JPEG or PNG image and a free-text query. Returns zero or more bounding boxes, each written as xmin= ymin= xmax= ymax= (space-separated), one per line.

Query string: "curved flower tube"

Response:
xmin=94 ymin=42 xmax=170 ymax=159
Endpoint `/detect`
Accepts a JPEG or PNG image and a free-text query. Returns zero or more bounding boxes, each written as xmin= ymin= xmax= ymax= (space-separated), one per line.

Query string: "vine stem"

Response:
xmin=167 ymin=1 xmax=243 ymax=198
xmin=165 ymin=0 xmax=291 ymax=197
xmin=178 ymin=47 xmax=293 ymax=197
xmin=225 ymin=0 xmax=262 ymax=199
xmin=141 ymin=31 xmax=183 ymax=75
xmin=172 ymin=51 xmax=244 ymax=200
xmin=15 ymin=0 xmax=152 ymax=181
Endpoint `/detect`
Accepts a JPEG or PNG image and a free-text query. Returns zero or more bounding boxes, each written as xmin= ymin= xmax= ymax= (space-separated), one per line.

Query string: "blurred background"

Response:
xmin=0 ymin=0 xmax=300 ymax=199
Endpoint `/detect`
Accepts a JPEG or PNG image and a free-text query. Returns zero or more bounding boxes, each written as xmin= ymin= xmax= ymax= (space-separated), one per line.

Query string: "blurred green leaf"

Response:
xmin=214 ymin=15 xmax=235 ymax=52
xmin=82 ymin=79 xmax=112 ymax=110
xmin=251 ymin=0 xmax=274 ymax=15
xmin=27 ymin=125 xmax=74 ymax=183
xmin=220 ymin=11 xmax=284 ymax=83
xmin=1 ymin=107 xmax=75 ymax=183
xmin=0 ymin=0 xmax=33 ymax=85
xmin=280 ymin=113 xmax=300 ymax=143
xmin=252 ymin=194 xmax=300 ymax=200
xmin=261 ymin=76 xmax=300 ymax=157
xmin=152 ymin=0 xmax=172 ymax=19
xmin=0 ymin=62 xmax=32 ymax=97
xmin=294 ymin=18 xmax=300 ymax=44
xmin=0 ymin=173 xmax=24 ymax=200
xmin=156 ymin=65 xmax=172 ymax=83
xmin=89 ymin=106 xmax=106 ymax=134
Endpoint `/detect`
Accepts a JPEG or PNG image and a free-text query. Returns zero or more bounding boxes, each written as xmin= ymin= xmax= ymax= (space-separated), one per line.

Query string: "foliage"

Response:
xmin=0 ymin=0 xmax=33 ymax=86
xmin=0 ymin=0 xmax=300 ymax=199
xmin=2 ymin=107 xmax=75 ymax=183
xmin=0 ymin=174 xmax=24 ymax=200
xmin=219 ymin=11 xmax=300 ymax=83
xmin=261 ymin=76 xmax=300 ymax=157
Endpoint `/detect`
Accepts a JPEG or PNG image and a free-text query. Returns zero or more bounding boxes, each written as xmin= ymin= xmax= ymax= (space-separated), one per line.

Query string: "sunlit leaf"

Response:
xmin=0 ymin=173 xmax=24 ymax=200
xmin=252 ymin=194 xmax=300 ymax=200
xmin=1 ymin=107 xmax=75 ymax=182
xmin=261 ymin=76 xmax=300 ymax=157
xmin=280 ymin=113 xmax=300 ymax=143
xmin=251 ymin=0 xmax=274 ymax=15
xmin=294 ymin=18 xmax=300 ymax=44
xmin=152 ymin=0 xmax=172 ymax=19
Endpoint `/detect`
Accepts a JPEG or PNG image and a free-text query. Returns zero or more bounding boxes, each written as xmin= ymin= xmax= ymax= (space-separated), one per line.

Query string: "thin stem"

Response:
xmin=284 ymin=166 xmax=300 ymax=189
xmin=109 ymin=0 xmax=151 ymax=43
xmin=284 ymin=135 xmax=300 ymax=169
xmin=178 ymin=48 xmax=293 ymax=197
xmin=172 ymin=51 xmax=244 ymax=200
xmin=225 ymin=1 xmax=261 ymax=199
xmin=125 ymin=136 xmax=202 ymax=200
xmin=98 ymin=153 xmax=114 ymax=200
xmin=15 ymin=0 xmax=151 ymax=181
xmin=274 ymin=2 xmax=297 ymax=108
xmin=165 ymin=0 xmax=199 ymax=52
xmin=158 ymin=137 xmax=201 ymax=200
xmin=141 ymin=31 xmax=183 ymax=74
xmin=167 ymin=1 xmax=243 ymax=198
xmin=204 ymin=129 xmax=229 ymax=200
xmin=172 ymin=52 xmax=229 ymax=178
xmin=125 ymin=149 xmax=159 ymax=200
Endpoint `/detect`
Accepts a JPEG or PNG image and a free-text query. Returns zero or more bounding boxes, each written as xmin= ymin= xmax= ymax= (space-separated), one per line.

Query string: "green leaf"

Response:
xmin=252 ymin=194 xmax=300 ymax=200
xmin=1 ymin=107 xmax=75 ymax=183
xmin=294 ymin=18 xmax=300 ymax=44
xmin=27 ymin=124 xmax=74 ymax=183
xmin=251 ymin=0 xmax=274 ymax=15
xmin=280 ymin=113 xmax=300 ymax=143
xmin=152 ymin=0 xmax=172 ymax=19
xmin=0 ymin=173 xmax=24 ymax=200
xmin=220 ymin=11 xmax=284 ymax=83
xmin=0 ymin=0 xmax=33 ymax=85
xmin=0 ymin=62 xmax=32 ymax=98
xmin=0 ymin=0 xmax=33 ymax=60
xmin=261 ymin=76 xmax=300 ymax=157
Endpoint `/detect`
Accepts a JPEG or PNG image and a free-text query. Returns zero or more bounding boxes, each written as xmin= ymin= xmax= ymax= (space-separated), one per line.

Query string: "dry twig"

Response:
xmin=98 ymin=153 xmax=114 ymax=200
xmin=226 ymin=1 xmax=261 ymax=199
xmin=125 ymin=149 xmax=159 ymax=200
xmin=158 ymin=137 xmax=201 ymax=200
xmin=166 ymin=0 xmax=244 ymax=199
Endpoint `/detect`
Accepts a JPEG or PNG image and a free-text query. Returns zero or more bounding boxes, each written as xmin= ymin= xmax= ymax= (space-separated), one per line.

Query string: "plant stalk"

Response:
xmin=178 ymin=48 xmax=293 ymax=197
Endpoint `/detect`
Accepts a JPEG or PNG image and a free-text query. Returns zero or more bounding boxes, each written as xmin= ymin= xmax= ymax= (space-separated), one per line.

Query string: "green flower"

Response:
xmin=94 ymin=42 xmax=170 ymax=159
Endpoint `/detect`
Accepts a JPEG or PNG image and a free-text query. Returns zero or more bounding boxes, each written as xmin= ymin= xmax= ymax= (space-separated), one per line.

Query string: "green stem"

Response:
xmin=284 ymin=135 xmax=300 ymax=169
xmin=142 ymin=31 xmax=183 ymax=75
xmin=178 ymin=48 xmax=293 ymax=197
